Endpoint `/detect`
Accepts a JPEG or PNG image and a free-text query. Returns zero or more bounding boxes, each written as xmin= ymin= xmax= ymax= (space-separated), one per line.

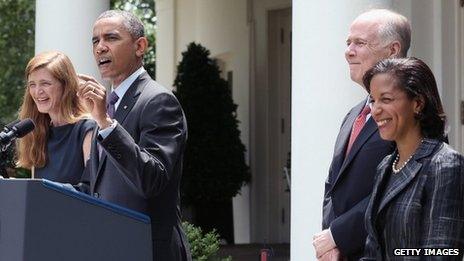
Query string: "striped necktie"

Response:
xmin=107 ymin=91 xmax=119 ymax=119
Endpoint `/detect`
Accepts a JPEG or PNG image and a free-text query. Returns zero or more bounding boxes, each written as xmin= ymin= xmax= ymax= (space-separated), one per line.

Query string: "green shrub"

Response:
xmin=0 ymin=0 xmax=35 ymax=123
xmin=182 ymin=222 xmax=232 ymax=261
xmin=174 ymin=43 xmax=250 ymax=206
xmin=0 ymin=0 xmax=34 ymax=177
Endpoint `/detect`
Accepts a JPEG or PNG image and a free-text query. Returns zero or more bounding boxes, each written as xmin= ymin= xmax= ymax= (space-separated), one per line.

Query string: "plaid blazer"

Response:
xmin=362 ymin=139 xmax=464 ymax=260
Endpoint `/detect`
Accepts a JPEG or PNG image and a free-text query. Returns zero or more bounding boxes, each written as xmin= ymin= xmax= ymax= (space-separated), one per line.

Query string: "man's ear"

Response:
xmin=388 ymin=40 xmax=401 ymax=58
xmin=134 ymin=37 xmax=148 ymax=58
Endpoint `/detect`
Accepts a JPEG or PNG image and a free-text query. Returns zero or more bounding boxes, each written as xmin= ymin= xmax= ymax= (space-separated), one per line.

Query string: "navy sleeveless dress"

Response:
xmin=35 ymin=118 xmax=95 ymax=184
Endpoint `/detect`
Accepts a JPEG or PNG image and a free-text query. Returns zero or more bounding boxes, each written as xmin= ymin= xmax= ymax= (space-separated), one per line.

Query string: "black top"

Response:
xmin=374 ymin=165 xmax=403 ymax=259
xmin=36 ymin=118 xmax=95 ymax=184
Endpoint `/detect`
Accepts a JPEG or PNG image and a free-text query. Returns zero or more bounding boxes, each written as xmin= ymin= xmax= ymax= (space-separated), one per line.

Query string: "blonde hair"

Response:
xmin=17 ymin=51 xmax=88 ymax=168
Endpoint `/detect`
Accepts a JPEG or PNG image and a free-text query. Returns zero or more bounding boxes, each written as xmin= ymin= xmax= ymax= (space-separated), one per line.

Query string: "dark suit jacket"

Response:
xmin=322 ymin=99 xmax=394 ymax=259
xmin=82 ymin=72 xmax=191 ymax=261
xmin=362 ymin=139 xmax=464 ymax=260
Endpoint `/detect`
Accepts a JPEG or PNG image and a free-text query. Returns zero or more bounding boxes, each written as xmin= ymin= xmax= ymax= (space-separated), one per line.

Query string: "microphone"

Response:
xmin=3 ymin=119 xmax=20 ymax=132
xmin=0 ymin=119 xmax=35 ymax=147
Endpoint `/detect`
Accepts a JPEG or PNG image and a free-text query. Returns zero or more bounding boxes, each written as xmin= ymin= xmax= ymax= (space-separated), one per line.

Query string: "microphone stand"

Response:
xmin=0 ymin=142 xmax=14 ymax=178
xmin=1 ymin=141 xmax=12 ymax=152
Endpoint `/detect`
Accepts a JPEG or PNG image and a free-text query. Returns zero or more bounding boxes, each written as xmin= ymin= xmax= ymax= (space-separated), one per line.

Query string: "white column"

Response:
xmin=291 ymin=0 xmax=391 ymax=260
xmin=156 ymin=0 xmax=176 ymax=88
xmin=232 ymin=185 xmax=251 ymax=243
xmin=35 ymin=0 xmax=109 ymax=77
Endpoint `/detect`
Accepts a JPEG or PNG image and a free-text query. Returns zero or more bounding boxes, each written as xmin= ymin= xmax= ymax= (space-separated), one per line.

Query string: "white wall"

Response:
xmin=291 ymin=0 xmax=392 ymax=260
xmin=35 ymin=0 xmax=109 ymax=77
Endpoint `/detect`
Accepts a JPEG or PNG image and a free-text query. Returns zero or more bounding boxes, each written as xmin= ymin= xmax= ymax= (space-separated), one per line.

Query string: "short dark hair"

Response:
xmin=96 ymin=10 xmax=145 ymax=39
xmin=363 ymin=57 xmax=446 ymax=139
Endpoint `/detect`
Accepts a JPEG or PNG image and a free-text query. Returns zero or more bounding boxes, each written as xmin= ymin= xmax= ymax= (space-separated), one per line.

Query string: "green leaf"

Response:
xmin=110 ymin=0 xmax=156 ymax=78
xmin=0 ymin=0 xmax=35 ymax=123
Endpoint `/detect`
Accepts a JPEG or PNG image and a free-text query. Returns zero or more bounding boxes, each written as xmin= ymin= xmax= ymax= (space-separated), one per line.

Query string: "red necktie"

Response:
xmin=346 ymin=105 xmax=371 ymax=155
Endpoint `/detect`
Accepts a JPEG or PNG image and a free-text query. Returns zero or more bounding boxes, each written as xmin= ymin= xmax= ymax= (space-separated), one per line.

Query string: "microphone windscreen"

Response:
xmin=14 ymin=119 xmax=35 ymax=138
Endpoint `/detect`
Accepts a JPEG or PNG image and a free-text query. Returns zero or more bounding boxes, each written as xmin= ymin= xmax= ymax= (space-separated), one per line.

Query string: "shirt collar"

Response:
xmin=364 ymin=95 xmax=371 ymax=107
xmin=112 ymin=67 xmax=145 ymax=109
xmin=111 ymin=66 xmax=145 ymax=101
xmin=364 ymin=95 xmax=372 ymax=121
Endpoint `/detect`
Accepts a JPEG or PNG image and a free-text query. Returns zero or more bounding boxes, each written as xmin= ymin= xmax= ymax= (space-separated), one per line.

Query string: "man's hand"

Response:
xmin=77 ymin=74 xmax=112 ymax=129
xmin=313 ymin=229 xmax=337 ymax=258
xmin=318 ymin=248 xmax=341 ymax=261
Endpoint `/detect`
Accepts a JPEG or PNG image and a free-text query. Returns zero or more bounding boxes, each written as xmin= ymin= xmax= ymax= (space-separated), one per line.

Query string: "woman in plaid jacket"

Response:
xmin=361 ymin=57 xmax=464 ymax=260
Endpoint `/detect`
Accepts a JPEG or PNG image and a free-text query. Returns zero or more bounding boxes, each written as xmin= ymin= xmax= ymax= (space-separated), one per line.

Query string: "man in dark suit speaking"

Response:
xmin=312 ymin=9 xmax=411 ymax=260
xmin=78 ymin=10 xmax=191 ymax=261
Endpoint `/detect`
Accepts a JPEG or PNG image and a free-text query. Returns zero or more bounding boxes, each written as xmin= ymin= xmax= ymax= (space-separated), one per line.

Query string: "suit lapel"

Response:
xmin=331 ymin=100 xmax=376 ymax=188
xmin=332 ymin=112 xmax=357 ymax=169
xmin=113 ymin=73 xmax=146 ymax=124
xmin=329 ymin=101 xmax=364 ymax=188
xmin=365 ymin=155 xmax=393 ymax=244
xmin=336 ymin=102 xmax=363 ymax=157
xmin=89 ymin=128 xmax=99 ymax=167
xmin=89 ymin=128 xmax=101 ymax=191
xmin=376 ymin=139 xmax=440 ymax=214
xmin=93 ymin=72 xmax=147 ymax=186
xmin=96 ymin=150 xmax=107 ymax=179
xmin=340 ymin=118 xmax=377 ymax=171
xmin=93 ymin=124 xmax=108 ymax=188
xmin=376 ymin=159 xmax=421 ymax=214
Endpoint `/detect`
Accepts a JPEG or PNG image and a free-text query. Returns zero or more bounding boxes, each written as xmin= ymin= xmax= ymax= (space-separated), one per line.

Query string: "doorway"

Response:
xmin=268 ymin=7 xmax=291 ymax=243
xmin=460 ymin=1 xmax=464 ymax=151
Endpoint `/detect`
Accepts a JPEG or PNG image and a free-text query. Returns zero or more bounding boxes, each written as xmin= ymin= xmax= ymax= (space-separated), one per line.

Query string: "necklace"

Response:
xmin=391 ymin=153 xmax=413 ymax=174
xmin=392 ymin=139 xmax=424 ymax=174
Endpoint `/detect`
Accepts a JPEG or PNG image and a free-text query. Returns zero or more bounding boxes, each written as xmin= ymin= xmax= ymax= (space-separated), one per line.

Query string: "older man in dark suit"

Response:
xmin=312 ymin=9 xmax=411 ymax=261
xmin=78 ymin=10 xmax=191 ymax=261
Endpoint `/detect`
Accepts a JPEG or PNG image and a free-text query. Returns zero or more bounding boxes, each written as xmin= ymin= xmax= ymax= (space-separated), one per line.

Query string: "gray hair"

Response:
xmin=358 ymin=9 xmax=411 ymax=57
xmin=96 ymin=10 xmax=145 ymax=39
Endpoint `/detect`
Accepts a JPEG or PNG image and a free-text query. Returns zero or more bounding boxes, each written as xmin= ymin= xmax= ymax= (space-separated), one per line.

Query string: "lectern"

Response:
xmin=0 ymin=179 xmax=152 ymax=261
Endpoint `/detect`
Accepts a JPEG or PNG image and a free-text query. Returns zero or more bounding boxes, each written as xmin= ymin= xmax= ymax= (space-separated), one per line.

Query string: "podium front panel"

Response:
xmin=0 ymin=179 xmax=152 ymax=261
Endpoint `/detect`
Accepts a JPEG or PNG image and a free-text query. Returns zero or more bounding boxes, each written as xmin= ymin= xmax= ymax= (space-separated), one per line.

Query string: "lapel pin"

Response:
xmin=123 ymin=105 xmax=128 ymax=109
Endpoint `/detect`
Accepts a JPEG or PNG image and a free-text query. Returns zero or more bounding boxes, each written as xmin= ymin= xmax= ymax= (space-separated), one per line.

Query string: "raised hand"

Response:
xmin=77 ymin=74 xmax=112 ymax=129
